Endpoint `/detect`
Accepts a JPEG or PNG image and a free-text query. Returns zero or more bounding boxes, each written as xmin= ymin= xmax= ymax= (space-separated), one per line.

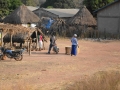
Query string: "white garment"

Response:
xmin=39 ymin=41 xmax=43 ymax=48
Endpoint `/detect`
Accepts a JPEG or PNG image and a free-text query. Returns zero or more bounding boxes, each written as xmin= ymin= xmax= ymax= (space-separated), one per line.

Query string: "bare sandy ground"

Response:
xmin=0 ymin=38 xmax=120 ymax=90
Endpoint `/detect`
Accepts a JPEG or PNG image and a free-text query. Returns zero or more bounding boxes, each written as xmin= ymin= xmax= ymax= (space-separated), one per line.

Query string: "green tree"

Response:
xmin=9 ymin=0 xmax=22 ymax=10
xmin=41 ymin=0 xmax=76 ymax=8
xmin=0 ymin=0 xmax=10 ymax=17
xmin=0 ymin=0 xmax=22 ymax=17
xmin=20 ymin=0 xmax=42 ymax=6
xmin=83 ymin=0 xmax=114 ymax=13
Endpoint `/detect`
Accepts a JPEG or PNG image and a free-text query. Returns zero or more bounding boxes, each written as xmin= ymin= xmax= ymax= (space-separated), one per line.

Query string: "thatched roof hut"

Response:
xmin=52 ymin=18 xmax=66 ymax=27
xmin=0 ymin=23 xmax=31 ymax=43
xmin=67 ymin=6 xmax=97 ymax=26
xmin=0 ymin=23 xmax=46 ymax=43
xmin=3 ymin=4 xmax=40 ymax=24
xmin=50 ymin=18 xmax=66 ymax=31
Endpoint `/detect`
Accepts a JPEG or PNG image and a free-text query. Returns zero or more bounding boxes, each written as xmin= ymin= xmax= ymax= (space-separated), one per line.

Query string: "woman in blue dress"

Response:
xmin=71 ymin=34 xmax=78 ymax=56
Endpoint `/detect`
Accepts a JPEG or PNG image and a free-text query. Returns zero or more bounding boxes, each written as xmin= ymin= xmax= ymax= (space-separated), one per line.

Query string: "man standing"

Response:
xmin=47 ymin=34 xmax=56 ymax=54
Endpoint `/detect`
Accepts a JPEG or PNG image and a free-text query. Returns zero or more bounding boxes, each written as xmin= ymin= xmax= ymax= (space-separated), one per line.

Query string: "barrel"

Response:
xmin=65 ymin=46 xmax=71 ymax=55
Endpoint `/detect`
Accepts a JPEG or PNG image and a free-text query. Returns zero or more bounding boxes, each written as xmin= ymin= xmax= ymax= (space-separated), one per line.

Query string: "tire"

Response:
xmin=14 ymin=53 xmax=23 ymax=61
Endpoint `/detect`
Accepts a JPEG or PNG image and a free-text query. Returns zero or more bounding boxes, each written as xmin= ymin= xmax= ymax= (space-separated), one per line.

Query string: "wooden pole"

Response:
xmin=0 ymin=29 xmax=3 ymax=47
xmin=43 ymin=40 xmax=45 ymax=50
xmin=1 ymin=30 xmax=6 ymax=47
xmin=35 ymin=29 xmax=38 ymax=50
xmin=10 ymin=34 xmax=12 ymax=47
xmin=27 ymin=40 xmax=29 ymax=52
xmin=9 ymin=29 xmax=14 ymax=49
xmin=29 ymin=39 xmax=32 ymax=56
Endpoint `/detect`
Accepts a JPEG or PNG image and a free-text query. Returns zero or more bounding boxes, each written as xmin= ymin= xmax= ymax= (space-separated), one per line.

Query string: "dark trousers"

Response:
xmin=48 ymin=44 xmax=53 ymax=53
xmin=71 ymin=45 xmax=77 ymax=55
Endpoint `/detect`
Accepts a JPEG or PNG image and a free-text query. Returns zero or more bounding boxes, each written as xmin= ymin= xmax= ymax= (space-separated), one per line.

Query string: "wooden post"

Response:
xmin=9 ymin=29 xmax=14 ymax=49
xmin=43 ymin=40 xmax=45 ymax=50
xmin=0 ymin=29 xmax=3 ymax=46
xmin=29 ymin=39 xmax=32 ymax=56
xmin=104 ymin=28 xmax=106 ymax=39
xmin=35 ymin=29 xmax=38 ymax=50
xmin=10 ymin=32 xmax=13 ymax=48
xmin=27 ymin=40 xmax=29 ymax=52
xmin=1 ymin=30 xmax=6 ymax=47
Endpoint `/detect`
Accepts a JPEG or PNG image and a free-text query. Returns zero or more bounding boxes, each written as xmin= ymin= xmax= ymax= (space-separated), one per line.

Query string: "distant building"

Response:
xmin=94 ymin=0 xmax=120 ymax=36
xmin=44 ymin=8 xmax=79 ymax=20
xmin=26 ymin=6 xmax=38 ymax=11
xmin=33 ymin=8 xmax=79 ymax=20
xmin=33 ymin=8 xmax=59 ymax=20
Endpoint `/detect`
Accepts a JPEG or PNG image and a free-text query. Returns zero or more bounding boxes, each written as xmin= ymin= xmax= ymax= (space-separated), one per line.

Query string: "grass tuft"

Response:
xmin=63 ymin=70 xmax=120 ymax=90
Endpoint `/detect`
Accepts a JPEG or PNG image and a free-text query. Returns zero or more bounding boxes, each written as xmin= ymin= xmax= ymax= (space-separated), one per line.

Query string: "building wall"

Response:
xmin=33 ymin=9 xmax=58 ymax=19
xmin=97 ymin=1 xmax=120 ymax=35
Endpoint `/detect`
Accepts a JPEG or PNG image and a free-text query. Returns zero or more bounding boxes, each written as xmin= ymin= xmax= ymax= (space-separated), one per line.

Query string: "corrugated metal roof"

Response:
xmin=44 ymin=8 xmax=79 ymax=17
xmin=27 ymin=6 xmax=38 ymax=11
xmin=94 ymin=0 xmax=120 ymax=13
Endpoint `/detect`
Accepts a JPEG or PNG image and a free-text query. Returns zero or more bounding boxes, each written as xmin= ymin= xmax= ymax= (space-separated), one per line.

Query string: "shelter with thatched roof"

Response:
xmin=0 ymin=23 xmax=31 ymax=46
xmin=65 ymin=6 xmax=97 ymax=38
xmin=0 ymin=23 xmax=46 ymax=46
xmin=67 ymin=6 xmax=96 ymax=26
xmin=3 ymin=4 xmax=40 ymax=25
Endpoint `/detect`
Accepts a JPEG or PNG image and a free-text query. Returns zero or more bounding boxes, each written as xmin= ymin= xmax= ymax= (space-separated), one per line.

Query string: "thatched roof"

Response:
xmin=0 ymin=23 xmax=47 ymax=43
xmin=31 ymin=28 xmax=47 ymax=42
xmin=0 ymin=23 xmax=31 ymax=34
xmin=3 ymin=4 xmax=40 ymax=24
xmin=67 ymin=6 xmax=97 ymax=26
xmin=51 ymin=18 xmax=66 ymax=27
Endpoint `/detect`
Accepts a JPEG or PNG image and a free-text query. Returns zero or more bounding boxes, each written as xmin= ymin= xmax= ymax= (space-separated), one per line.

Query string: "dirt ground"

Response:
xmin=0 ymin=38 xmax=120 ymax=90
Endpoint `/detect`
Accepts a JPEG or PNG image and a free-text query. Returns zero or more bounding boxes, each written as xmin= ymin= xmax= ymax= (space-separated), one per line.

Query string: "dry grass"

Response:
xmin=0 ymin=70 xmax=120 ymax=90
xmin=0 ymin=81 xmax=35 ymax=90
xmin=63 ymin=70 xmax=120 ymax=90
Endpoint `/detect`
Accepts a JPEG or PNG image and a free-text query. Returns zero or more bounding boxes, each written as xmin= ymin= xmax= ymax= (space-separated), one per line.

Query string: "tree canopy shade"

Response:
xmin=41 ymin=0 xmax=76 ymax=8
xmin=83 ymin=0 xmax=114 ymax=14
xmin=0 ymin=0 xmax=22 ymax=17
xmin=20 ymin=0 xmax=46 ymax=6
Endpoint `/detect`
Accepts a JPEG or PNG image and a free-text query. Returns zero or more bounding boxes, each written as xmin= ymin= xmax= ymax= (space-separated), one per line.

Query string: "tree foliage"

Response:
xmin=0 ymin=0 xmax=22 ymax=17
xmin=83 ymin=0 xmax=114 ymax=13
xmin=41 ymin=0 xmax=76 ymax=8
xmin=21 ymin=0 xmax=46 ymax=7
